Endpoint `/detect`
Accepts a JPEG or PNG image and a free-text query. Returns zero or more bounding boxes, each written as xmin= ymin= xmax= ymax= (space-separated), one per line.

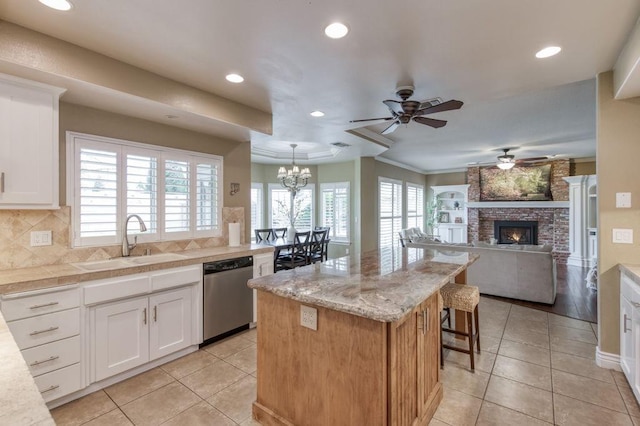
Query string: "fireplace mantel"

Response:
xmin=468 ymin=201 xmax=569 ymax=209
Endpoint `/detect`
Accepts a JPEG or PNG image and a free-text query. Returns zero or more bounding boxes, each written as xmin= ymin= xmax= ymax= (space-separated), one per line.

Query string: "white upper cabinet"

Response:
xmin=0 ymin=74 xmax=65 ymax=209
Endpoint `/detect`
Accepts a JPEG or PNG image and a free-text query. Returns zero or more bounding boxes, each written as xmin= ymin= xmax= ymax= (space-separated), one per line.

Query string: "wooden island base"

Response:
xmin=253 ymin=291 xmax=442 ymax=426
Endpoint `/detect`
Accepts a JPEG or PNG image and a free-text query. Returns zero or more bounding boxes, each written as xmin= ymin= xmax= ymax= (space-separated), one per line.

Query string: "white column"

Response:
xmin=563 ymin=175 xmax=596 ymax=268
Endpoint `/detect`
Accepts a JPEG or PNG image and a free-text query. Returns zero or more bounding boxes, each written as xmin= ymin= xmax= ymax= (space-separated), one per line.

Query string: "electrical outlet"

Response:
xmin=300 ymin=305 xmax=317 ymax=330
xmin=616 ymin=192 xmax=632 ymax=208
xmin=30 ymin=230 xmax=52 ymax=247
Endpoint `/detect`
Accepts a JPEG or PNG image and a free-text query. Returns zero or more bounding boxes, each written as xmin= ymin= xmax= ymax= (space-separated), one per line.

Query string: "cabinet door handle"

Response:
xmin=632 ymin=302 xmax=640 ymax=308
xmin=143 ymin=308 xmax=147 ymax=325
xmin=259 ymin=264 xmax=263 ymax=276
xmin=426 ymin=308 xmax=430 ymax=332
xmin=29 ymin=326 xmax=59 ymax=336
xmin=0 ymin=172 xmax=4 ymax=193
xmin=153 ymin=306 xmax=157 ymax=322
xmin=29 ymin=301 xmax=59 ymax=310
xmin=30 ymin=355 xmax=59 ymax=366
xmin=40 ymin=385 xmax=59 ymax=394
xmin=422 ymin=309 xmax=427 ymax=335
xmin=624 ymin=314 xmax=631 ymax=333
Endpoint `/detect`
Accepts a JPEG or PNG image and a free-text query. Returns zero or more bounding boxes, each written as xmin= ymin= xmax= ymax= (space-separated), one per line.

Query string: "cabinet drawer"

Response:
xmin=34 ymin=363 xmax=82 ymax=403
xmin=21 ymin=335 xmax=81 ymax=377
xmin=8 ymin=308 xmax=80 ymax=350
xmin=151 ymin=265 xmax=201 ymax=292
xmin=1 ymin=287 xmax=79 ymax=321
xmin=84 ymin=275 xmax=150 ymax=305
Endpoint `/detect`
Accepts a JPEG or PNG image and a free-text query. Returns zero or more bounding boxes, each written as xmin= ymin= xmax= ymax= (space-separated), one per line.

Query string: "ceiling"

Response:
xmin=1 ymin=0 xmax=639 ymax=172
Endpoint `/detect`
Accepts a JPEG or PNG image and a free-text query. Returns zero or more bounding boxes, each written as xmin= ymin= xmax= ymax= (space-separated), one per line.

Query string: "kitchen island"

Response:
xmin=248 ymin=246 xmax=478 ymax=426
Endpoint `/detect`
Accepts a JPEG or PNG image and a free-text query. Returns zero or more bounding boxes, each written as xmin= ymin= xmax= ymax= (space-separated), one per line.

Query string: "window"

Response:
xmin=320 ymin=182 xmax=349 ymax=242
xmin=379 ymin=177 xmax=402 ymax=248
xmin=268 ymin=184 xmax=314 ymax=232
xmin=406 ymin=183 xmax=424 ymax=230
xmin=67 ymin=132 xmax=223 ymax=247
xmin=250 ymin=183 xmax=264 ymax=241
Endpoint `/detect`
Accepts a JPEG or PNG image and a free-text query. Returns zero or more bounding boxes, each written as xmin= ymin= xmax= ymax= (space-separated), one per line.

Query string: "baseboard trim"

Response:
xmin=596 ymin=346 xmax=622 ymax=371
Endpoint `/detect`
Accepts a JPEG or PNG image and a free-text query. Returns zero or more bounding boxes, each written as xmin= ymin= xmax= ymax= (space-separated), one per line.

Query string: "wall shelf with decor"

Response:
xmin=431 ymin=184 xmax=470 ymax=243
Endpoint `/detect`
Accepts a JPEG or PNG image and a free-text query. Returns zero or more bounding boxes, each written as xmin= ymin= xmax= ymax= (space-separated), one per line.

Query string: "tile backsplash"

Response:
xmin=0 ymin=206 xmax=244 ymax=271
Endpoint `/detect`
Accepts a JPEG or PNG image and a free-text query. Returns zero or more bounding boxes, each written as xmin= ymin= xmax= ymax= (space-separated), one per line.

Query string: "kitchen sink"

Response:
xmin=72 ymin=258 xmax=132 ymax=271
xmin=127 ymin=253 xmax=187 ymax=264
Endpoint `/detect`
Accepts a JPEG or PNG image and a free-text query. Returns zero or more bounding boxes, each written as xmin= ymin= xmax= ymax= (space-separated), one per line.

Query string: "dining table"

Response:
xmin=256 ymin=237 xmax=331 ymax=266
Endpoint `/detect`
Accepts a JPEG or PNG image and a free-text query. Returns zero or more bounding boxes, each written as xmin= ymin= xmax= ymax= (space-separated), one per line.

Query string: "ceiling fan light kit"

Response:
xmin=497 ymin=148 xmax=516 ymax=169
xmin=350 ymin=86 xmax=463 ymax=134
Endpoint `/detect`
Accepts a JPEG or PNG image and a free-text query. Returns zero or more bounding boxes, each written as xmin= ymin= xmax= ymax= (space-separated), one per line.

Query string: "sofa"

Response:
xmin=406 ymin=240 xmax=557 ymax=304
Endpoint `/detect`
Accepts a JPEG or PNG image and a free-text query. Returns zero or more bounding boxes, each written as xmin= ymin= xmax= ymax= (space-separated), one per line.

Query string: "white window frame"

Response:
xmin=320 ymin=182 xmax=350 ymax=243
xmin=66 ymin=131 xmax=223 ymax=248
xmin=378 ymin=177 xmax=403 ymax=248
xmin=251 ymin=182 xmax=264 ymax=241
xmin=267 ymin=184 xmax=315 ymax=232
xmin=406 ymin=182 xmax=424 ymax=231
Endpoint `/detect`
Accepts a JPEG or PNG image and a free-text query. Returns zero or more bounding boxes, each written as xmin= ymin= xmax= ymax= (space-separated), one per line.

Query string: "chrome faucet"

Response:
xmin=122 ymin=214 xmax=147 ymax=257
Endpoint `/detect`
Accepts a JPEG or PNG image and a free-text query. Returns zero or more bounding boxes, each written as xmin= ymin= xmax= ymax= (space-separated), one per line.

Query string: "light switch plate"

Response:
xmin=300 ymin=305 xmax=317 ymax=330
xmin=613 ymin=228 xmax=633 ymax=244
xmin=616 ymin=192 xmax=632 ymax=208
xmin=30 ymin=230 xmax=52 ymax=247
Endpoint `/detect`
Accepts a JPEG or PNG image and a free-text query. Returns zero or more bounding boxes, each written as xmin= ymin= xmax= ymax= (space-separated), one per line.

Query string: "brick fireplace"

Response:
xmin=466 ymin=160 xmax=570 ymax=264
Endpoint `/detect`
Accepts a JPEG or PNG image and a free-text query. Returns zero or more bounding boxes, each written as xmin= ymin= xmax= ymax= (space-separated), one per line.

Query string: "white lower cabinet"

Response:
xmin=620 ymin=270 xmax=640 ymax=402
xmin=252 ymin=253 xmax=275 ymax=323
xmin=93 ymin=286 xmax=194 ymax=382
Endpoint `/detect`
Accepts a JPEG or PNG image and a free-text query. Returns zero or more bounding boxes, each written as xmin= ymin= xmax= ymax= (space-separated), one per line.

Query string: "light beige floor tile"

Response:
xmin=444 ymin=348 xmax=496 ymax=374
xmin=552 ymin=369 xmax=627 ymax=413
xmin=239 ymin=417 xmax=263 ymax=426
xmin=484 ymin=375 xmax=553 ymax=423
xmin=441 ymin=363 xmax=490 ymax=398
xmin=550 ymin=324 xmax=597 ymax=344
xmin=82 ymin=409 xmax=132 ymax=426
xmin=480 ymin=318 xmax=506 ymax=339
xmin=50 ymin=390 xmax=117 ymax=426
xmin=506 ymin=316 xmax=549 ymax=334
xmin=476 ymin=401 xmax=551 ymax=426
xmin=508 ymin=305 xmax=548 ymax=323
xmin=616 ymin=377 xmax=640 ymax=418
xmin=591 ymin=322 xmax=598 ymax=337
xmin=551 ymin=351 xmax=614 ymax=383
xmin=240 ymin=328 xmax=257 ymax=343
xmin=492 ymin=355 xmax=551 ymax=390
xmin=120 ymin=382 xmax=200 ymax=426
xmin=554 ymin=393 xmax=633 ymax=426
xmin=550 ymin=336 xmax=596 ymax=359
xmin=161 ymin=401 xmax=235 ymax=426
xmin=223 ymin=344 xmax=257 ymax=374
xmin=180 ymin=359 xmax=247 ymax=399
xmin=633 ymin=416 xmax=640 ymax=426
xmin=433 ymin=387 xmax=482 ymax=425
xmin=503 ymin=327 xmax=550 ymax=349
xmin=428 ymin=418 xmax=450 ymax=426
xmin=203 ymin=334 xmax=254 ymax=359
xmin=104 ymin=367 xmax=175 ymax=406
xmin=549 ymin=313 xmax=594 ymax=331
xmin=498 ymin=339 xmax=551 ymax=367
xmin=161 ymin=350 xmax=219 ymax=379
xmin=207 ymin=375 xmax=256 ymax=423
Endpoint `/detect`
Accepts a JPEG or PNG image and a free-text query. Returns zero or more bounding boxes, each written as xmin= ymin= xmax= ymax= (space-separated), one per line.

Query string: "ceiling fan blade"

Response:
xmin=413 ymin=116 xmax=447 ymax=128
xmin=416 ymin=99 xmax=464 ymax=115
xmin=349 ymin=117 xmax=394 ymax=123
xmin=383 ymin=100 xmax=404 ymax=115
xmin=516 ymin=156 xmax=549 ymax=162
xmin=381 ymin=120 xmax=400 ymax=135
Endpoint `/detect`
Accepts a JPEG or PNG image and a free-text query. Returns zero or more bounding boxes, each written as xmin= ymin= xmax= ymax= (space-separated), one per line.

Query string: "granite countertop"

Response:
xmin=0 ymin=244 xmax=274 ymax=295
xmin=0 ymin=310 xmax=55 ymax=425
xmin=620 ymin=264 xmax=640 ymax=284
xmin=248 ymin=246 xmax=478 ymax=322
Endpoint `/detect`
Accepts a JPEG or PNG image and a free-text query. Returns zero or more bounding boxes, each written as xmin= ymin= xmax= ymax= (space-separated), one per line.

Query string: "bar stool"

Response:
xmin=439 ymin=283 xmax=481 ymax=371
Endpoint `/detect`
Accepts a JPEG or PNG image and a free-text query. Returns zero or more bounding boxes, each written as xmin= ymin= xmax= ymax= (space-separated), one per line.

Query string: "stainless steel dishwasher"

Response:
xmin=202 ymin=256 xmax=254 ymax=345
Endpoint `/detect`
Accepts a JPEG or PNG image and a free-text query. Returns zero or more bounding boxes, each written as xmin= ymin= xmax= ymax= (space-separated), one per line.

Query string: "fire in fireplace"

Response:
xmin=494 ymin=220 xmax=538 ymax=245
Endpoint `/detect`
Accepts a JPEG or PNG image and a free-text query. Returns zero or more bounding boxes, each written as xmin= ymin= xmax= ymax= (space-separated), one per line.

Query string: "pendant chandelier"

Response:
xmin=277 ymin=144 xmax=311 ymax=195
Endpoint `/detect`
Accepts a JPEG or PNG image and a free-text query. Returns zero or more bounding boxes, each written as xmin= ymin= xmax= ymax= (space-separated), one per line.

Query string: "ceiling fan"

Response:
xmin=494 ymin=148 xmax=550 ymax=169
xmin=350 ymin=86 xmax=464 ymax=135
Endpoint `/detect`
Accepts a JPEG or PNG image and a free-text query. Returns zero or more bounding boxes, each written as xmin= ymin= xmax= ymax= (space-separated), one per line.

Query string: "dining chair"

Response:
xmin=275 ymin=231 xmax=310 ymax=270
xmin=308 ymin=229 xmax=327 ymax=264
xmin=272 ymin=228 xmax=287 ymax=240
xmin=314 ymin=226 xmax=331 ymax=260
xmin=255 ymin=228 xmax=274 ymax=243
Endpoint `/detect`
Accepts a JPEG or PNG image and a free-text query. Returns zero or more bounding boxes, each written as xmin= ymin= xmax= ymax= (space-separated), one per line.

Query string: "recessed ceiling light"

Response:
xmin=38 ymin=0 xmax=73 ymax=11
xmin=225 ymin=73 xmax=244 ymax=83
xmin=324 ymin=22 xmax=349 ymax=39
xmin=310 ymin=110 xmax=325 ymax=117
xmin=535 ymin=46 xmax=562 ymax=59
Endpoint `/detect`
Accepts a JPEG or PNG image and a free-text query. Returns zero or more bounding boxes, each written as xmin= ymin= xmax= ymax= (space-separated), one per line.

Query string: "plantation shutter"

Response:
xmin=195 ymin=161 xmax=219 ymax=231
xmin=379 ymin=178 xmax=402 ymax=248
xmin=126 ymin=152 xmax=158 ymax=235
xmin=164 ymin=159 xmax=190 ymax=233
xmin=78 ymin=146 xmax=118 ymax=240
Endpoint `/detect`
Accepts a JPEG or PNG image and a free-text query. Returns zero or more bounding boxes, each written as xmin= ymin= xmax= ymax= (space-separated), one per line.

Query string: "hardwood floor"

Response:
xmin=484 ymin=264 xmax=597 ymax=323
